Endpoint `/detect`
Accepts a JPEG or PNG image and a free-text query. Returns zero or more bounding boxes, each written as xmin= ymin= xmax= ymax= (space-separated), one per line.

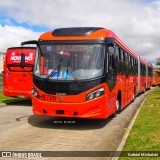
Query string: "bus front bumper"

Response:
xmin=32 ymin=96 xmax=108 ymax=119
xmin=3 ymin=88 xmax=31 ymax=98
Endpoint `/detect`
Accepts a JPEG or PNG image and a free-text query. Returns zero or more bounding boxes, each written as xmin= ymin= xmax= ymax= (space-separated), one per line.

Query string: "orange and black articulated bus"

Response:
xmin=152 ymin=69 xmax=160 ymax=86
xmin=22 ymin=27 xmax=153 ymax=119
xmin=3 ymin=47 xmax=36 ymax=98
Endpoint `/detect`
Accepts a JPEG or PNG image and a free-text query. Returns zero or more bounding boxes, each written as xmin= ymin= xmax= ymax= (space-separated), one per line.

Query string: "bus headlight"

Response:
xmin=32 ymin=87 xmax=39 ymax=98
xmin=86 ymin=87 xmax=104 ymax=101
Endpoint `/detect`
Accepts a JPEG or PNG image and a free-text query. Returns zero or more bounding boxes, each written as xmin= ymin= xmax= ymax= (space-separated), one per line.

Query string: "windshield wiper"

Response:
xmin=46 ymin=56 xmax=62 ymax=80
xmin=65 ymin=59 xmax=81 ymax=86
xmin=67 ymin=67 xmax=81 ymax=86
xmin=41 ymin=57 xmax=62 ymax=87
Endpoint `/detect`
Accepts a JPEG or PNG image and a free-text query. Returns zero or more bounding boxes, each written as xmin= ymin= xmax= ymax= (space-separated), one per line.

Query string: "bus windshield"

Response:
xmin=34 ymin=44 xmax=105 ymax=80
xmin=6 ymin=48 xmax=36 ymax=72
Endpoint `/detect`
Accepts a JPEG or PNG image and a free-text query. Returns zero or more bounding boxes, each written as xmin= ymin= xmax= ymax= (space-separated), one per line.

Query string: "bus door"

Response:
xmin=106 ymin=45 xmax=116 ymax=92
xmin=105 ymin=43 xmax=117 ymax=114
xmin=124 ymin=52 xmax=130 ymax=105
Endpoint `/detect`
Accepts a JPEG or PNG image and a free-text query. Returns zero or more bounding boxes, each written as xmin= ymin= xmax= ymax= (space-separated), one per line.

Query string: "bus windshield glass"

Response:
xmin=34 ymin=44 xmax=105 ymax=80
xmin=6 ymin=48 xmax=36 ymax=72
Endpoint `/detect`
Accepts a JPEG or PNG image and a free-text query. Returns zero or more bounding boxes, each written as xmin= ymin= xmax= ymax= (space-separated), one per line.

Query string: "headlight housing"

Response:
xmin=86 ymin=87 xmax=104 ymax=101
xmin=31 ymin=87 xmax=39 ymax=98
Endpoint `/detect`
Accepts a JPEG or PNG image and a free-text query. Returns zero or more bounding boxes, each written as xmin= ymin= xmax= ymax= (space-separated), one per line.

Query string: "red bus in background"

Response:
xmin=3 ymin=47 xmax=36 ymax=98
xmin=22 ymin=27 xmax=153 ymax=119
xmin=152 ymin=69 xmax=160 ymax=86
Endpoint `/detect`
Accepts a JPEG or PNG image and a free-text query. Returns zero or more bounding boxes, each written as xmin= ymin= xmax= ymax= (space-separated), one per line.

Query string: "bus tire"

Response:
xmin=112 ymin=99 xmax=120 ymax=118
xmin=132 ymin=93 xmax=135 ymax=102
xmin=116 ymin=99 xmax=121 ymax=113
xmin=132 ymin=87 xmax=136 ymax=102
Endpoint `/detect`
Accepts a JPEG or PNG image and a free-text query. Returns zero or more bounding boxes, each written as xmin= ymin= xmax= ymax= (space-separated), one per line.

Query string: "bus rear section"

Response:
xmin=3 ymin=47 xmax=36 ymax=98
xmin=152 ymin=69 xmax=160 ymax=86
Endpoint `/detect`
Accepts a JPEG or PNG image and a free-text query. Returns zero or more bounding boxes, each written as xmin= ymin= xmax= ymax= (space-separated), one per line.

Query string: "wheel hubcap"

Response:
xmin=116 ymin=100 xmax=119 ymax=111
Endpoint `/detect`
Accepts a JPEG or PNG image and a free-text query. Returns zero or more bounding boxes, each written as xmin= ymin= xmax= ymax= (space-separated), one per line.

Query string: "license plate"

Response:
xmin=17 ymin=94 xmax=24 ymax=98
xmin=39 ymin=94 xmax=56 ymax=101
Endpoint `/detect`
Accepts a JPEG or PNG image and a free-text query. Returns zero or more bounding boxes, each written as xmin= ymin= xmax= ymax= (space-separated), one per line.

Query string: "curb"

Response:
xmin=112 ymin=89 xmax=154 ymax=160
xmin=0 ymin=99 xmax=30 ymax=107
xmin=0 ymin=103 xmax=7 ymax=107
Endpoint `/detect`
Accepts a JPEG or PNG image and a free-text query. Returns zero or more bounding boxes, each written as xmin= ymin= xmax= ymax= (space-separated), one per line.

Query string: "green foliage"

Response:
xmin=0 ymin=92 xmax=28 ymax=104
xmin=0 ymin=76 xmax=3 ymax=86
xmin=119 ymin=87 xmax=160 ymax=160
xmin=156 ymin=57 xmax=160 ymax=66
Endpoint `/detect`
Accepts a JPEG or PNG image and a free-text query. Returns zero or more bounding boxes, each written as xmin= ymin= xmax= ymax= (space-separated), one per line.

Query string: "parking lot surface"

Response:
xmin=0 ymin=89 xmax=153 ymax=160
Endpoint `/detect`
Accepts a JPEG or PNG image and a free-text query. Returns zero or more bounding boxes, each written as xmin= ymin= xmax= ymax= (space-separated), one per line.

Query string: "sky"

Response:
xmin=0 ymin=0 xmax=160 ymax=67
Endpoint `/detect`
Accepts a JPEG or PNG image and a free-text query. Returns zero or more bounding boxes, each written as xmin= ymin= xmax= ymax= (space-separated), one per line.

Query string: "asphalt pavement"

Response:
xmin=0 ymin=88 xmax=154 ymax=160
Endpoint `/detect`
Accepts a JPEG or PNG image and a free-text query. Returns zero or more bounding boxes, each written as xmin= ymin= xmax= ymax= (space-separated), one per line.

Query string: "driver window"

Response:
xmin=108 ymin=46 xmax=114 ymax=70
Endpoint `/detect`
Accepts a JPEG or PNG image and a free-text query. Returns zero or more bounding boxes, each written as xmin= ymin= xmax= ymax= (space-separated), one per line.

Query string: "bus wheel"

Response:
xmin=116 ymin=99 xmax=120 ymax=113
xmin=132 ymin=87 xmax=136 ymax=102
xmin=143 ymin=85 xmax=146 ymax=93
xmin=112 ymin=99 xmax=120 ymax=118
xmin=112 ymin=93 xmax=121 ymax=118
xmin=132 ymin=92 xmax=135 ymax=102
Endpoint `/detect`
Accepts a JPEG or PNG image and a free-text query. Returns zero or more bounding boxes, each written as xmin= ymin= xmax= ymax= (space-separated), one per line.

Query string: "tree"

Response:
xmin=156 ymin=57 xmax=160 ymax=67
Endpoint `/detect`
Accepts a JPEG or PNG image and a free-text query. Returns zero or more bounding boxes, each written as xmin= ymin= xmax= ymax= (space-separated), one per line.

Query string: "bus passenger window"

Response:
xmin=123 ymin=51 xmax=126 ymax=62
xmin=108 ymin=46 xmax=114 ymax=54
xmin=118 ymin=48 xmax=121 ymax=60
xmin=121 ymin=50 xmax=123 ymax=61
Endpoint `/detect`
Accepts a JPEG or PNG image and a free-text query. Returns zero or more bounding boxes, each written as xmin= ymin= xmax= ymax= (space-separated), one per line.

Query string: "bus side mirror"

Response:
xmin=20 ymin=53 xmax=25 ymax=68
xmin=21 ymin=40 xmax=38 ymax=46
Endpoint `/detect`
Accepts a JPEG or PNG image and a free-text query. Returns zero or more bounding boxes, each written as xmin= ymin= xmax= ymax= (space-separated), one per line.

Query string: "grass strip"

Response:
xmin=0 ymin=76 xmax=3 ymax=86
xmin=119 ymin=87 xmax=160 ymax=160
xmin=0 ymin=92 xmax=29 ymax=105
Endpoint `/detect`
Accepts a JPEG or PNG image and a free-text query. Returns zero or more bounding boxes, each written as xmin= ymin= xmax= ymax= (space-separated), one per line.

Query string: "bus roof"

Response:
xmin=39 ymin=27 xmax=113 ymax=41
xmin=39 ymin=27 xmax=151 ymax=67
xmin=7 ymin=47 xmax=36 ymax=50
